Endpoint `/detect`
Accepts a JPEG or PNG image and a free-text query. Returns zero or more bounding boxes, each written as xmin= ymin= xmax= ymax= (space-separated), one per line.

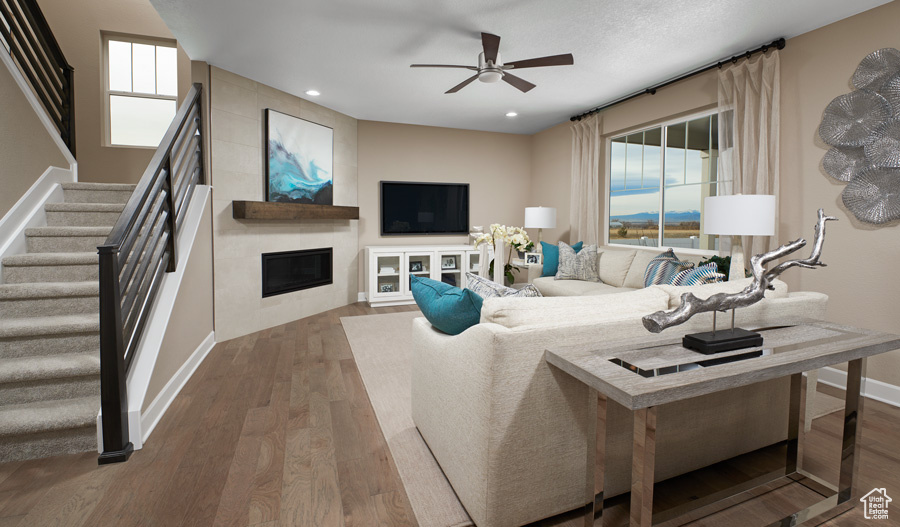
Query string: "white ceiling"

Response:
xmin=150 ymin=0 xmax=890 ymax=135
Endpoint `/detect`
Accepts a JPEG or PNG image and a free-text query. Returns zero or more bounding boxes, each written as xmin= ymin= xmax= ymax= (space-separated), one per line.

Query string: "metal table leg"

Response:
xmin=838 ymin=358 xmax=866 ymax=503
xmin=630 ymin=406 xmax=658 ymax=527
xmin=585 ymin=388 xmax=608 ymax=527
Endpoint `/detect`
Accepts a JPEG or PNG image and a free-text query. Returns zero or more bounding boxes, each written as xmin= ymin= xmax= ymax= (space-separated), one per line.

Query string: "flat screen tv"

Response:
xmin=380 ymin=181 xmax=469 ymax=236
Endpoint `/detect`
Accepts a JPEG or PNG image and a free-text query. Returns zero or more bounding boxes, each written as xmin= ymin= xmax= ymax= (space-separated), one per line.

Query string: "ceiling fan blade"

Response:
xmin=501 ymin=72 xmax=536 ymax=93
xmin=411 ymin=64 xmax=477 ymax=70
xmin=445 ymin=74 xmax=480 ymax=94
xmin=504 ymin=53 xmax=574 ymax=69
xmin=481 ymin=32 xmax=501 ymax=64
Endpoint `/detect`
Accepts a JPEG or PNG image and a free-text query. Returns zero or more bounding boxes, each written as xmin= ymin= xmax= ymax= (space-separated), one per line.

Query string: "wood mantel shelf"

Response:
xmin=232 ymin=200 xmax=359 ymax=221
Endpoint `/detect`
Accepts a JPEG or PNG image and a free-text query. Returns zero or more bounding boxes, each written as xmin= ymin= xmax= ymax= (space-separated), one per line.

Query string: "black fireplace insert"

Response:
xmin=261 ymin=248 xmax=332 ymax=297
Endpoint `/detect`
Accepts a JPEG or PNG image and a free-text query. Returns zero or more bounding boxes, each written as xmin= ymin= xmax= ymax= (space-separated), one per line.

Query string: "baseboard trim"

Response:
xmin=357 ymin=292 xmax=367 ymax=302
xmin=140 ymin=331 xmax=216 ymax=444
xmin=818 ymin=366 xmax=900 ymax=408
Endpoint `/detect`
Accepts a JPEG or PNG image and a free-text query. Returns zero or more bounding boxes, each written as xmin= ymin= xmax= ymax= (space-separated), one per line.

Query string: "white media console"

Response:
xmin=364 ymin=245 xmax=485 ymax=307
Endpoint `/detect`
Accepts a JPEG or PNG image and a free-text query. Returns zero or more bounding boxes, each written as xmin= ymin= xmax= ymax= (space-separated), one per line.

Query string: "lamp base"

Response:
xmin=683 ymin=328 xmax=763 ymax=355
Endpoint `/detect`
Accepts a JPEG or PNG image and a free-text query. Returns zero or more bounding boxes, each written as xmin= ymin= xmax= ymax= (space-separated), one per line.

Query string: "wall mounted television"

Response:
xmin=380 ymin=181 xmax=469 ymax=236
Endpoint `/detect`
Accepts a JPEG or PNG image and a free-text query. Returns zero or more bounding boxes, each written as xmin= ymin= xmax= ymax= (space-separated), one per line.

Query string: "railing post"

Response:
xmin=97 ymin=247 xmax=133 ymax=464
xmin=196 ymin=93 xmax=205 ymax=185
xmin=163 ymin=157 xmax=178 ymax=272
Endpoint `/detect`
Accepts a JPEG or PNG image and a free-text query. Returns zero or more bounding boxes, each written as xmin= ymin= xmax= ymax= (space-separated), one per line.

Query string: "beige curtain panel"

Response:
xmin=717 ymin=50 xmax=781 ymax=261
xmin=570 ymin=113 xmax=602 ymax=246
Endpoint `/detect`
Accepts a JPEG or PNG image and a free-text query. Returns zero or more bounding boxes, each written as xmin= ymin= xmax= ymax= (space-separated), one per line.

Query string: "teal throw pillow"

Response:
xmin=541 ymin=241 xmax=583 ymax=277
xmin=643 ymin=249 xmax=694 ymax=287
xmin=410 ymin=275 xmax=483 ymax=335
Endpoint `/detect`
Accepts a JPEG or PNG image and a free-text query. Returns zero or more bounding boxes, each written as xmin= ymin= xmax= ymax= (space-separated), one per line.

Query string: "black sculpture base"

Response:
xmin=683 ymin=328 xmax=763 ymax=355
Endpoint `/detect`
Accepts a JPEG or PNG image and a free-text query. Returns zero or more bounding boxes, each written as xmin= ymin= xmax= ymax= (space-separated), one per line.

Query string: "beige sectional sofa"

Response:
xmin=526 ymin=245 xmax=709 ymax=296
xmin=411 ymin=273 xmax=827 ymax=527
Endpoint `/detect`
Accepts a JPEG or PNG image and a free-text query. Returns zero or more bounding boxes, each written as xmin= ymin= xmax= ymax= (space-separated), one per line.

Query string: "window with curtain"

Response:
xmin=607 ymin=110 xmax=728 ymax=252
xmin=103 ymin=34 xmax=178 ymax=148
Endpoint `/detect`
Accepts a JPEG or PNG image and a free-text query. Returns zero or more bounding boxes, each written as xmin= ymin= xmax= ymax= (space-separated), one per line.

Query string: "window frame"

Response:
xmin=101 ymin=32 xmax=178 ymax=149
xmin=604 ymin=108 xmax=724 ymax=256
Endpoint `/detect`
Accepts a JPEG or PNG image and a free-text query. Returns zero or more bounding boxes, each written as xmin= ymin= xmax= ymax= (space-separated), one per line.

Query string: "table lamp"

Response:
xmin=702 ymin=195 xmax=775 ymax=281
xmin=685 ymin=194 xmax=775 ymax=354
xmin=524 ymin=207 xmax=557 ymax=251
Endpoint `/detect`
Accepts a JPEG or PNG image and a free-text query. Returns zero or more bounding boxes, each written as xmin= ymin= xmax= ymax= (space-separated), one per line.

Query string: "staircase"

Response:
xmin=0 ymin=182 xmax=134 ymax=463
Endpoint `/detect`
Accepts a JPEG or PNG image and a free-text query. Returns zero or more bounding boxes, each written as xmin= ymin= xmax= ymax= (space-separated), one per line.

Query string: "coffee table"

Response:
xmin=544 ymin=320 xmax=900 ymax=527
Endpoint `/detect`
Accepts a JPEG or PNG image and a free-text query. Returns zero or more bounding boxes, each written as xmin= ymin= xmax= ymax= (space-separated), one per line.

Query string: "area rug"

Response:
xmin=340 ymin=311 xmax=473 ymax=527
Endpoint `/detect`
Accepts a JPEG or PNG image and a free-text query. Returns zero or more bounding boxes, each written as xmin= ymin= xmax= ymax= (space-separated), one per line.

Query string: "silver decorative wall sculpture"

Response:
xmin=819 ymin=48 xmax=900 ymax=225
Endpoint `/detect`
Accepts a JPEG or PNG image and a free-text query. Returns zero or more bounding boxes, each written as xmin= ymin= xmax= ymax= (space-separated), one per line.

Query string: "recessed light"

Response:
xmin=506 ymin=112 xmax=518 ymax=117
xmin=305 ymin=90 xmax=321 ymax=97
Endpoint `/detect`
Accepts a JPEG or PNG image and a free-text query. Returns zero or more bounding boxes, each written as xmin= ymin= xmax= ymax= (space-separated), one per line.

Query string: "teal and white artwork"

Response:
xmin=265 ymin=109 xmax=333 ymax=204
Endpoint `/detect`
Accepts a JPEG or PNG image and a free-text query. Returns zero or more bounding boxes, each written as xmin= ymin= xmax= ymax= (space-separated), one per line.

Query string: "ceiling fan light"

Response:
xmin=506 ymin=112 xmax=518 ymax=117
xmin=305 ymin=90 xmax=320 ymax=97
xmin=478 ymin=70 xmax=502 ymax=83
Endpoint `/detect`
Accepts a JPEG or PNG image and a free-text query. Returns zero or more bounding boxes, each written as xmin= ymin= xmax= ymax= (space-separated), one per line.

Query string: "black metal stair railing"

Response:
xmin=97 ymin=83 xmax=204 ymax=464
xmin=0 ymin=0 xmax=75 ymax=155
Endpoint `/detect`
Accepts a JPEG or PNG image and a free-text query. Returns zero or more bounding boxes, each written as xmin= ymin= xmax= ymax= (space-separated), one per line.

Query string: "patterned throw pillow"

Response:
xmin=556 ymin=243 xmax=601 ymax=282
xmin=643 ymin=249 xmax=694 ymax=287
xmin=670 ymin=263 xmax=726 ymax=286
xmin=465 ymin=272 xmax=543 ymax=298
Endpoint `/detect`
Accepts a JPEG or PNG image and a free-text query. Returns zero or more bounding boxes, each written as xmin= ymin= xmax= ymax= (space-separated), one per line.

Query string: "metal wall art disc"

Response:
xmin=818 ymin=91 xmax=891 ymax=147
xmin=852 ymin=48 xmax=900 ymax=90
xmin=841 ymin=167 xmax=900 ymax=224
xmin=819 ymin=47 xmax=900 ymax=225
xmin=823 ymin=147 xmax=869 ymax=182
xmin=864 ymin=119 xmax=900 ymax=167
xmin=880 ymin=73 xmax=900 ymax=117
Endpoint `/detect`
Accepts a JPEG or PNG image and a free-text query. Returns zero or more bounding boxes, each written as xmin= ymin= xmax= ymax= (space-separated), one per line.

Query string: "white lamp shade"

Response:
xmin=703 ymin=195 xmax=775 ymax=236
xmin=524 ymin=207 xmax=557 ymax=229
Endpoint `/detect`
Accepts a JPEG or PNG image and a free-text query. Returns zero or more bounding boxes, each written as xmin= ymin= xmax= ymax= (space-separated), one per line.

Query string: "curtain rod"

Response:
xmin=570 ymin=37 xmax=786 ymax=122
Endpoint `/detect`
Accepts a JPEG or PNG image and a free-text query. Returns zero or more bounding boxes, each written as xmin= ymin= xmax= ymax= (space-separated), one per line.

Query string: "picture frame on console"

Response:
xmin=525 ymin=252 xmax=542 ymax=265
xmin=409 ymin=261 xmax=423 ymax=272
xmin=264 ymin=109 xmax=334 ymax=205
xmin=441 ymin=257 xmax=457 ymax=270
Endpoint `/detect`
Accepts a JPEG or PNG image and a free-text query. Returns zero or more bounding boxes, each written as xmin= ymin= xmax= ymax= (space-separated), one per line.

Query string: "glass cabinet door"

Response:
xmin=373 ymin=254 xmax=402 ymax=297
xmin=404 ymin=252 xmax=434 ymax=294
xmin=436 ymin=251 xmax=465 ymax=289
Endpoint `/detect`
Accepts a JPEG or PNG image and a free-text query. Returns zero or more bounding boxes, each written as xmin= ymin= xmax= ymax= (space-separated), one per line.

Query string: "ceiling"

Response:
xmin=150 ymin=0 xmax=890 ymax=135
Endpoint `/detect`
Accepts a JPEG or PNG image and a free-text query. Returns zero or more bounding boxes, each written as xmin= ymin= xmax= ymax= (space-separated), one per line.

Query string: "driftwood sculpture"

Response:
xmin=642 ymin=209 xmax=837 ymax=333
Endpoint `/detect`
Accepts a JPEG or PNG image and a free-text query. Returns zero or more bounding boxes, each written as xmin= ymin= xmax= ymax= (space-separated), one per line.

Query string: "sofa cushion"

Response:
xmin=556 ymin=243 xmax=600 ymax=282
xmin=532 ymin=276 xmax=630 ymax=296
xmin=623 ymin=249 xmax=658 ymax=289
xmin=652 ymin=277 xmax=789 ymax=308
xmin=670 ymin=263 xmax=725 ymax=286
xmin=643 ymin=249 xmax=693 ymax=287
xmin=597 ymin=248 xmax=636 ymax=287
xmin=466 ymin=272 xmax=542 ymax=298
xmin=410 ymin=275 xmax=483 ymax=335
xmin=480 ymin=287 xmax=670 ymax=328
xmin=541 ymin=241 xmax=583 ymax=277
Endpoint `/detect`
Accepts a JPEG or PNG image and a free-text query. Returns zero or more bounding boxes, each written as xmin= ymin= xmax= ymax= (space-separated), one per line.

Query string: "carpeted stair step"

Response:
xmin=1 ymin=252 xmax=97 ymax=283
xmin=0 ymin=281 xmax=98 ymax=317
xmin=0 ymin=352 xmax=100 ymax=405
xmin=44 ymin=202 xmax=125 ymax=227
xmin=0 ymin=397 xmax=98 ymax=463
xmin=25 ymin=226 xmax=110 ymax=253
xmin=0 ymin=314 xmax=99 ymax=359
xmin=62 ymin=182 xmax=135 ymax=204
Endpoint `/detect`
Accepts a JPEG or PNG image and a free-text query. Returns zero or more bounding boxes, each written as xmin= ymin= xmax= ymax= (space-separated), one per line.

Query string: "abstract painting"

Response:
xmin=265 ymin=109 xmax=333 ymax=204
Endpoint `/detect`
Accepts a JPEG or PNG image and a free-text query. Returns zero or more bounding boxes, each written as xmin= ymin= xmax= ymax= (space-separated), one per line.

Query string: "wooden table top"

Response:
xmin=544 ymin=320 xmax=900 ymax=410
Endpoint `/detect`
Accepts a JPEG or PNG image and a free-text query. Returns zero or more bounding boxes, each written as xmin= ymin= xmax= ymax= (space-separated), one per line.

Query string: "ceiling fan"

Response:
xmin=411 ymin=32 xmax=574 ymax=94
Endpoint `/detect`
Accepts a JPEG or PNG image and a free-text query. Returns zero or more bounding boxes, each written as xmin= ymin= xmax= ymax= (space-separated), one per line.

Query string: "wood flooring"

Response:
xmin=0 ymin=302 xmax=897 ymax=526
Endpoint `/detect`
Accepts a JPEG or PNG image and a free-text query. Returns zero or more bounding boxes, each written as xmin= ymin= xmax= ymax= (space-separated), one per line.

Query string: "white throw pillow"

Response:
xmin=623 ymin=249 xmax=658 ymax=289
xmin=480 ymin=287 xmax=670 ymax=328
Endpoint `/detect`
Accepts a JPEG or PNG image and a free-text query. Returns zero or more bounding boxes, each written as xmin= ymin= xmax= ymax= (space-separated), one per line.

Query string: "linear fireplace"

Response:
xmin=261 ymin=248 xmax=332 ymax=297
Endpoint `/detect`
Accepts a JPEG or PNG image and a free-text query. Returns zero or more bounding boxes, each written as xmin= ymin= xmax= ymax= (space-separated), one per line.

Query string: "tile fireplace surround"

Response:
xmin=209 ymin=66 xmax=358 ymax=340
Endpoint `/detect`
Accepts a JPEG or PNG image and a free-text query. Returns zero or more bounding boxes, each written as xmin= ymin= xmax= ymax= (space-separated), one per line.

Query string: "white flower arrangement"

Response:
xmin=473 ymin=224 xmax=534 ymax=284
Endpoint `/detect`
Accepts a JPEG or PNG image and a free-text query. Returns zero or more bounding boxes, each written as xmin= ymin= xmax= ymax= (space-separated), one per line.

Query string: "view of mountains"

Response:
xmin=610 ymin=210 xmax=701 ymax=223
